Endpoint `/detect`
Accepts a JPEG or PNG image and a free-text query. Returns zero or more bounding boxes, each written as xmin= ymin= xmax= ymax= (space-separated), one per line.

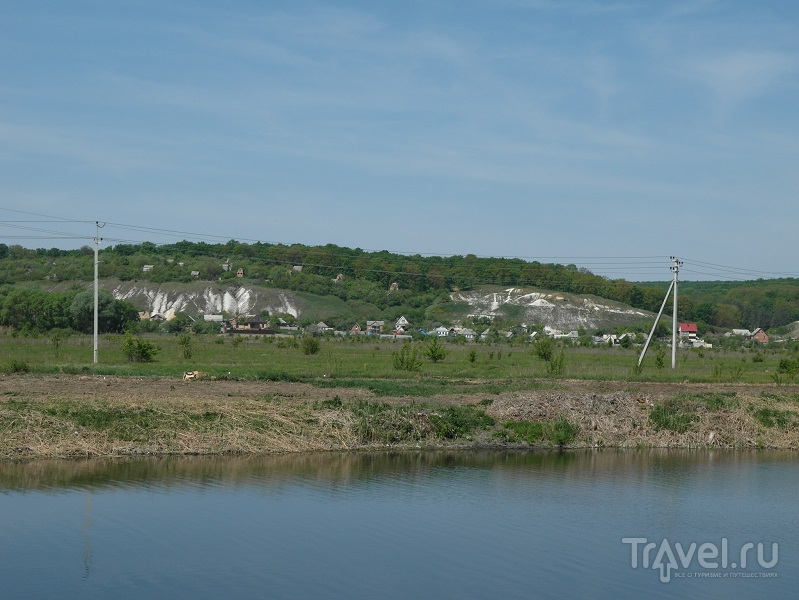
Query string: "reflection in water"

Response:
xmin=82 ymin=492 xmax=92 ymax=581
xmin=1 ymin=448 xmax=793 ymax=493
xmin=1 ymin=450 xmax=797 ymax=600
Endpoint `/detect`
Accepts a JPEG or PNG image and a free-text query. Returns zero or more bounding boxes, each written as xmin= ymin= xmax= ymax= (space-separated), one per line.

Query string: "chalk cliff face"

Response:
xmin=111 ymin=284 xmax=299 ymax=320
xmin=108 ymin=282 xmax=651 ymax=331
xmin=451 ymin=288 xmax=652 ymax=330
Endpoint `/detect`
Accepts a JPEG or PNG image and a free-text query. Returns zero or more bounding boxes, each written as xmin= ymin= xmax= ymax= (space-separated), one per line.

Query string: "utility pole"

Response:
xmin=93 ymin=222 xmax=105 ymax=364
xmin=637 ymin=256 xmax=682 ymax=369
xmin=670 ymin=256 xmax=682 ymax=369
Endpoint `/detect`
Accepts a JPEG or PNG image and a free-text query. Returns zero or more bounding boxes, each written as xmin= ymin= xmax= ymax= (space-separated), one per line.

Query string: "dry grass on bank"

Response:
xmin=1 ymin=375 xmax=798 ymax=459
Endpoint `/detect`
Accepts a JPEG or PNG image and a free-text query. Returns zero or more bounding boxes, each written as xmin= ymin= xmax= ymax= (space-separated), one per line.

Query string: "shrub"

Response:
xmin=649 ymin=399 xmax=698 ymax=433
xmin=423 ymin=337 xmax=448 ymax=363
xmin=178 ymin=334 xmax=193 ymax=360
xmin=428 ymin=406 xmax=495 ymax=439
xmin=301 ymin=337 xmax=321 ymax=355
xmin=8 ymin=359 xmax=30 ymax=374
xmin=547 ymin=350 xmax=565 ymax=376
xmin=751 ymin=407 xmax=796 ymax=429
xmin=121 ymin=331 xmax=160 ymax=363
xmin=502 ymin=418 xmax=578 ymax=446
xmin=393 ymin=343 xmax=422 ymax=372
xmin=655 ymin=348 xmax=666 ymax=369
xmin=533 ymin=337 xmax=554 ymax=361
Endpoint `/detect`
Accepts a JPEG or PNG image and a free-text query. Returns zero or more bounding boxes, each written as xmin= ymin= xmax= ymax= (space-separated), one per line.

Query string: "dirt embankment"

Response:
xmin=1 ymin=375 xmax=797 ymax=459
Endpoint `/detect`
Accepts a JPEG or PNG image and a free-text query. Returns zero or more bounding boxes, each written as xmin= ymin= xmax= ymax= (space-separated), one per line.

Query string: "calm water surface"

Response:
xmin=1 ymin=450 xmax=796 ymax=599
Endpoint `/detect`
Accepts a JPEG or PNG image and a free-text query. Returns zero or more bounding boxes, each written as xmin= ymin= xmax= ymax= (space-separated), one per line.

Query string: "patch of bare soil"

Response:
xmin=0 ymin=374 xmax=371 ymax=405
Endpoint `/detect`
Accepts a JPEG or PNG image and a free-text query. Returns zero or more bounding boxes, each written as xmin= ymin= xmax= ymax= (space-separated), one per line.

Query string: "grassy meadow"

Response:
xmin=0 ymin=330 xmax=793 ymax=387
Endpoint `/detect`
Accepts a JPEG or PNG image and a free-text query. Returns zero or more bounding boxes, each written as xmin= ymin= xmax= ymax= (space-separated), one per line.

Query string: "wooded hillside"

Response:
xmin=0 ymin=241 xmax=795 ymax=332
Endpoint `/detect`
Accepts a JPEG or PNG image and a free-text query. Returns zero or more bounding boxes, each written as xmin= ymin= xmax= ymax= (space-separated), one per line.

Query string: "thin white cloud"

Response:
xmin=688 ymin=50 xmax=796 ymax=104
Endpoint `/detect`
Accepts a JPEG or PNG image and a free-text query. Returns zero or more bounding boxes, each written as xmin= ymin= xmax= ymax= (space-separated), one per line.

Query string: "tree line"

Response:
xmin=0 ymin=286 xmax=139 ymax=334
xmin=0 ymin=241 xmax=797 ymax=332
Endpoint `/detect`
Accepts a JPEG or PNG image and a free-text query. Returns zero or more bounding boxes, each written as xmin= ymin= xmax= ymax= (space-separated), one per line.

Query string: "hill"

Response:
xmin=1 ymin=239 xmax=798 ymax=333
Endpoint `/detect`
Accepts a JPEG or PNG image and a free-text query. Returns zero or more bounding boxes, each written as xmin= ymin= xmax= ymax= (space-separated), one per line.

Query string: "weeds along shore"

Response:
xmin=0 ymin=374 xmax=797 ymax=459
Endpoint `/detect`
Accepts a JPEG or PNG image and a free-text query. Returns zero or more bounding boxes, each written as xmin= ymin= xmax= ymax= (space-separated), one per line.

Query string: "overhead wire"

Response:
xmin=1 ymin=206 xmax=796 ymax=282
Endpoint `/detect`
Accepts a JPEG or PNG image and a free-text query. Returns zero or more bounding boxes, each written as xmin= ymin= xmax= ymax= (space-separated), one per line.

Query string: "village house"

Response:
xmin=366 ymin=320 xmax=385 ymax=334
xmin=553 ymin=330 xmax=579 ymax=341
xmin=750 ymin=328 xmax=769 ymax=344
xmin=453 ymin=327 xmax=477 ymax=340
xmin=679 ymin=323 xmax=698 ymax=339
xmin=230 ymin=316 xmax=273 ymax=333
xmin=727 ymin=329 xmax=752 ymax=337
xmin=135 ymin=310 xmax=172 ymax=321
xmin=394 ymin=316 xmax=411 ymax=332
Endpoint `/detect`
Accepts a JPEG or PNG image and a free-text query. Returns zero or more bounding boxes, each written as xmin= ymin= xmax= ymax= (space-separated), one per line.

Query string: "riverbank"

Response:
xmin=1 ymin=374 xmax=798 ymax=459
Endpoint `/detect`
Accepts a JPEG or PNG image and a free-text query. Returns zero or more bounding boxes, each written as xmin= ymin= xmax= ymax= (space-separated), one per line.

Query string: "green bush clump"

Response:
xmin=751 ymin=407 xmax=796 ymax=429
xmin=302 ymin=337 xmax=321 ymax=355
xmin=502 ymin=418 xmax=578 ymax=446
xmin=347 ymin=401 xmax=494 ymax=444
xmin=533 ymin=337 xmax=554 ymax=361
xmin=428 ymin=406 xmax=495 ymax=439
xmin=121 ymin=331 xmax=160 ymax=363
xmin=393 ymin=343 xmax=422 ymax=372
xmin=649 ymin=399 xmax=699 ymax=433
xmin=423 ymin=337 xmax=448 ymax=363
xmin=8 ymin=359 xmax=30 ymax=374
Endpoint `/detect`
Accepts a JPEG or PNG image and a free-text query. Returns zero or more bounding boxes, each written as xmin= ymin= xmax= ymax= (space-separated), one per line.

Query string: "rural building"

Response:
xmin=750 ymin=328 xmax=769 ymax=344
xmin=230 ymin=317 xmax=274 ymax=333
xmin=395 ymin=316 xmax=411 ymax=332
xmin=728 ymin=329 xmax=751 ymax=337
xmin=679 ymin=323 xmax=698 ymax=339
xmin=453 ymin=327 xmax=476 ymax=340
xmin=366 ymin=320 xmax=385 ymax=334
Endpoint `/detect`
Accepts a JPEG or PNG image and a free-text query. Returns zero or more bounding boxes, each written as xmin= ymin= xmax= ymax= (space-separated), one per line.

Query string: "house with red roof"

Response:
xmin=679 ymin=323 xmax=698 ymax=340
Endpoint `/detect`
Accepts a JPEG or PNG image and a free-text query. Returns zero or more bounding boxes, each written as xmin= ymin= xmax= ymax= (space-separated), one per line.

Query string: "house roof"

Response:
xmin=679 ymin=323 xmax=698 ymax=332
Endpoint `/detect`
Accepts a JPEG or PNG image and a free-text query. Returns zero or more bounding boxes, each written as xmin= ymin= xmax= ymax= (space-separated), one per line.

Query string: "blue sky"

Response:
xmin=1 ymin=0 xmax=797 ymax=281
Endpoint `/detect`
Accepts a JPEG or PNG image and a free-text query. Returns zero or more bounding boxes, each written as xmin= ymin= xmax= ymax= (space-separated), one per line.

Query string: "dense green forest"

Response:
xmin=0 ymin=241 xmax=796 ymax=333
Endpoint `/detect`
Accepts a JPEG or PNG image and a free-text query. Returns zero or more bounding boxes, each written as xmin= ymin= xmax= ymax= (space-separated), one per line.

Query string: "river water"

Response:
xmin=1 ymin=450 xmax=796 ymax=599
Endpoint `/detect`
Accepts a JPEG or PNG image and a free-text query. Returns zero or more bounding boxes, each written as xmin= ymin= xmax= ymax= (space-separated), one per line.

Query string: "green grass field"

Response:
xmin=0 ymin=330 xmax=791 ymax=387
